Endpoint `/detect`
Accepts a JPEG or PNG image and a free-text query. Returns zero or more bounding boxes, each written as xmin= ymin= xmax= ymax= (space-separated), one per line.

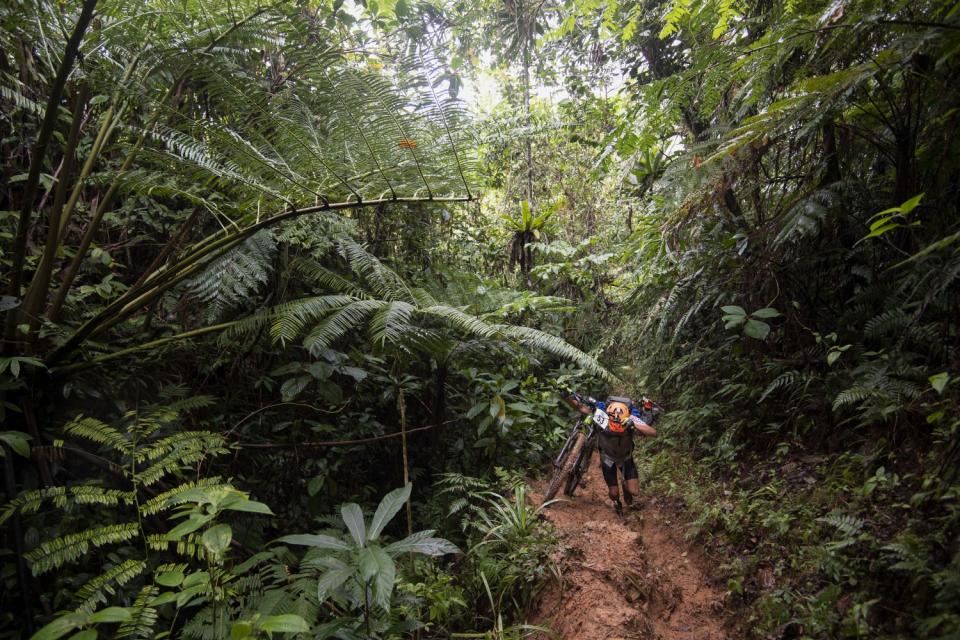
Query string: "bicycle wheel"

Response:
xmin=564 ymin=437 xmax=595 ymax=497
xmin=544 ymin=431 xmax=586 ymax=503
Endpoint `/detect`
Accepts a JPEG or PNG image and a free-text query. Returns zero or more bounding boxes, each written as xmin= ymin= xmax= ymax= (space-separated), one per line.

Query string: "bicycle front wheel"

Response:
xmin=564 ymin=437 xmax=595 ymax=497
xmin=544 ymin=432 xmax=586 ymax=504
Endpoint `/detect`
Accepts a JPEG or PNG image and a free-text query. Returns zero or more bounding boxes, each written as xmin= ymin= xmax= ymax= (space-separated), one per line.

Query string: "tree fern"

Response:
xmin=184 ymin=231 xmax=277 ymax=322
xmin=37 ymin=4 xmax=477 ymax=368
xmin=235 ymin=241 xmax=614 ymax=380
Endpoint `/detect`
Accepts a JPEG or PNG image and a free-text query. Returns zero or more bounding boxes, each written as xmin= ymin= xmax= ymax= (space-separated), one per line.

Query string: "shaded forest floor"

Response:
xmin=530 ymin=465 xmax=730 ymax=639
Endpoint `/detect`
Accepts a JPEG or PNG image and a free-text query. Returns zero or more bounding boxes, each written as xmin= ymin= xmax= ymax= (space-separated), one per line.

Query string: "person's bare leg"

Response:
xmin=624 ymin=478 xmax=640 ymax=505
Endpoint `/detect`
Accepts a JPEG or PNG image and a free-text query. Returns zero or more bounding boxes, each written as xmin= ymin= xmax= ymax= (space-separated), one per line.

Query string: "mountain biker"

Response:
xmin=563 ymin=392 xmax=658 ymax=515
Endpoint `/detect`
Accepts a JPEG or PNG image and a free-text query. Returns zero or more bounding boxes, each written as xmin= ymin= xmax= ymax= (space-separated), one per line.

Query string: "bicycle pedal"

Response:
xmin=579 ymin=479 xmax=587 ymax=488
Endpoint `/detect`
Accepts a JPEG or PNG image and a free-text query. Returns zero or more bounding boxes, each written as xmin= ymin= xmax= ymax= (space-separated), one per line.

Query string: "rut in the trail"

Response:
xmin=530 ymin=464 xmax=728 ymax=640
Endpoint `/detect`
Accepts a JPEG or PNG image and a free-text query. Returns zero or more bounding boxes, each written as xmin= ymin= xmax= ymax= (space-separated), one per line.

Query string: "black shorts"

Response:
xmin=600 ymin=456 xmax=638 ymax=487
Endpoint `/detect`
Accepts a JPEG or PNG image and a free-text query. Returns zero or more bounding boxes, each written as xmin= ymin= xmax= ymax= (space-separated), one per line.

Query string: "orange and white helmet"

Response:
xmin=606 ymin=401 xmax=630 ymax=426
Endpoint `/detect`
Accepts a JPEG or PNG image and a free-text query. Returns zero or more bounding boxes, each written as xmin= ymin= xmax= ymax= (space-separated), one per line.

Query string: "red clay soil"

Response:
xmin=529 ymin=464 xmax=728 ymax=640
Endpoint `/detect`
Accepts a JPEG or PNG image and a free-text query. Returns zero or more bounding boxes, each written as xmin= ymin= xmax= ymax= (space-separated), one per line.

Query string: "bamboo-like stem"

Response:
xmin=131 ymin=208 xmax=202 ymax=288
xmin=3 ymin=0 xmax=98 ymax=354
xmin=57 ymin=50 xmax=143 ymax=240
xmin=397 ymin=385 xmax=413 ymax=538
xmin=46 ymin=93 xmax=171 ymax=323
xmin=50 ymin=321 xmax=239 ymax=375
xmin=21 ymin=84 xmax=90 ymax=336
xmin=46 ymin=5 xmax=273 ymax=324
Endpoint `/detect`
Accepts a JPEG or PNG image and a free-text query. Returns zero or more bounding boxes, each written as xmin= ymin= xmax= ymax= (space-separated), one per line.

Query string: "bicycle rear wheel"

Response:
xmin=544 ymin=432 xmax=586 ymax=503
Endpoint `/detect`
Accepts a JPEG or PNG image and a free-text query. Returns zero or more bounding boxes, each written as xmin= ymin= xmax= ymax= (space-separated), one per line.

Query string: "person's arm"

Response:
xmin=635 ymin=422 xmax=657 ymax=437
xmin=564 ymin=391 xmax=593 ymax=415
xmin=630 ymin=409 xmax=657 ymax=437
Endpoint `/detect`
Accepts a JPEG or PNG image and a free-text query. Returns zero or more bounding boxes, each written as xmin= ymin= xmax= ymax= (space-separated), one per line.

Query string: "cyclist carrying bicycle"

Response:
xmin=564 ymin=392 xmax=659 ymax=515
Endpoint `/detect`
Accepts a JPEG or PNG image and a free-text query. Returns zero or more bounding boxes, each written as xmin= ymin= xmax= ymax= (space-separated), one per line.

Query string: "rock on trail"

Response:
xmin=529 ymin=464 xmax=728 ymax=640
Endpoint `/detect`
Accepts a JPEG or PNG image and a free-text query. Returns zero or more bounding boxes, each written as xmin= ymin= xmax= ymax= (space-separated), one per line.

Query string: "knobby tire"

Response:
xmin=544 ymin=432 xmax=586 ymax=504
xmin=564 ymin=439 xmax=594 ymax=497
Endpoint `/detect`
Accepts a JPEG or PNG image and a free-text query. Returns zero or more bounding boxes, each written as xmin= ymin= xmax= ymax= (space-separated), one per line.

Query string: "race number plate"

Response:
xmin=593 ymin=408 xmax=609 ymax=430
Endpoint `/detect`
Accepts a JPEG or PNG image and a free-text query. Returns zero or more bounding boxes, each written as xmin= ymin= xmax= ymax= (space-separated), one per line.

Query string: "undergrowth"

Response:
xmin=634 ymin=410 xmax=960 ymax=639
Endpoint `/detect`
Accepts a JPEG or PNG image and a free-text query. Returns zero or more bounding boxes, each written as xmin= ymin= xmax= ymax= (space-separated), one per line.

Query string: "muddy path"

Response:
xmin=529 ymin=464 xmax=729 ymax=640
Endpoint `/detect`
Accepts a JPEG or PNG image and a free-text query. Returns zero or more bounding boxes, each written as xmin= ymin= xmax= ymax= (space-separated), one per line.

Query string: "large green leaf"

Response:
xmin=359 ymin=545 xmax=396 ymax=610
xmin=385 ymin=529 xmax=459 ymax=556
xmin=340 ymin=503 xmax=366 ymax=547
xmin=0 ymin=431 xmax=31 ymax=458
xmin=32 ymin=613 xmax=88 ymax=640
xmin=276 ymin=533 xmax=352 ymax=552
xmin=166 ymin=513 xmax=214 ymax=539
xmin=720 ymin=305 xmax=746 ymax=316
xmin=929 ymin=372 xmax=950 ymax=395
xmin=87 ymin=608 xmax=131 ymax=624
xmin=367 ymin=484 xmax=411 ymax=542
xmin=258 ymin=614 xmax=310 ymax=634
xmin=316 ymin=564 xmax=353 ymax=602
xmin=201 ymin=524 xmax=232 ymax=556
xmin=221 ymin=498 xmax=274 ymax=515
xmin=743 ymin=319 xmax=771 ymax=340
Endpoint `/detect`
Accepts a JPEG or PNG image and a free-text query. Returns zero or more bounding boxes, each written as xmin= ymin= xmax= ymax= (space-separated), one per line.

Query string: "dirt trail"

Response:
xmin=530 ymin=464 xmax=728 ymax=640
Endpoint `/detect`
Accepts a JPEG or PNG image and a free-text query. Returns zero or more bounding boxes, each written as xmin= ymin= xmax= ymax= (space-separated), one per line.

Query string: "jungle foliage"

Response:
xmin=2 ymin=0 xmax=959 ymax=638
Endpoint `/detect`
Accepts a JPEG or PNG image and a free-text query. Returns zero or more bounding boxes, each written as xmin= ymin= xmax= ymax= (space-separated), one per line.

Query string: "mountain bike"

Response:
xmin=543 ymin=394 xmax=663 ymax=506
xmin=543 ymin=395 xmax=601 ymax=503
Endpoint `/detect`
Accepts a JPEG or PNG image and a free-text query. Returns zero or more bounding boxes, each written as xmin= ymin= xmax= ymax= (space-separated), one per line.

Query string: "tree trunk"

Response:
xmin=523 ymin=33 xmax=533 ymax=207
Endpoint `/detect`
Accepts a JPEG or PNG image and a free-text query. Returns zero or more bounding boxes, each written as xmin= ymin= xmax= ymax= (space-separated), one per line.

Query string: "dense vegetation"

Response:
xmin=2 ymin=0 xmax=958 ymax=638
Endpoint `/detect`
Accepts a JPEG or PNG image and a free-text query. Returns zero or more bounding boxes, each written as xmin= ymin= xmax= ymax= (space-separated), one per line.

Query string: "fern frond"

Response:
xmin=135 ymin=432 xmax=229 ymax=486
xmin=817 ymin=513 xmax=865 ymax=538
xmin=368 ymin=300 xmax=416 ymax=346
xmin=184 ymin=230 xmax=277 ymax=321
xmin=1 ymin=486 xmax=134 ymax=524
xmin=115 ymin=586 xmax=159 ymax=640
xmin=25 ymin=523 xmax=140 ymax=575
xmin=291 ymin=258 xmax=366 ymax=296
xmin=0 ymin=83 xmax=46 ymax=116
xmin=833 ymin=386 xmax=876 ymax=411
xmin=64 ymin=416 xmax=131 ymax=454
xmin=75 ymin=560 xmax=147 ymax=614
xmin=498 ymin=325 xmax=615 ymax=382
xmin=864 ymin=308 xmax=910 ymax=340
xmin=269 ymin=295 xmax=358 ymax=343
xmin=418 ymin=305 xmax=501 ymax=339
xmin=760 ymin=371 xmax=805 ymax=403
xmin=302 ymin=299 xmax=386 ymax=352
xmin=338 ymin=239 xmax=414 ymax=303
